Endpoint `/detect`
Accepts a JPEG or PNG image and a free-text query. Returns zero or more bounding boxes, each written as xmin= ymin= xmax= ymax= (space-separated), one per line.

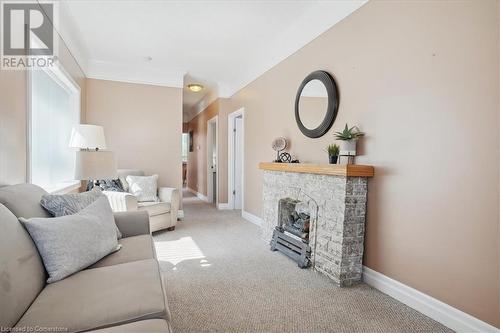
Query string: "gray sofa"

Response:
xmin=0 ymin=184 xmax=173 ymax=333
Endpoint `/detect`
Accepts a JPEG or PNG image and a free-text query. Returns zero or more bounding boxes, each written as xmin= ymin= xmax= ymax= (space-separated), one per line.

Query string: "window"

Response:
xmin=181 ymin=133 xmax=189 ymax=162
xmin=29 ymin=65 xmax=81 ymax=193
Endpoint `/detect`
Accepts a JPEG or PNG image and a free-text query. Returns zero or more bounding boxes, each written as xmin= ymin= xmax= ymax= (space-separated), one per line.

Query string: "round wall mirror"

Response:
xmin=295 ymin=71 xmax=339 ymax=138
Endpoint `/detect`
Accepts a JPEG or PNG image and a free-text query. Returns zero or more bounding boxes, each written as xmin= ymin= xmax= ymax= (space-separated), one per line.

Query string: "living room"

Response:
xmin=0 ymin=1 xmax=499 ymax=333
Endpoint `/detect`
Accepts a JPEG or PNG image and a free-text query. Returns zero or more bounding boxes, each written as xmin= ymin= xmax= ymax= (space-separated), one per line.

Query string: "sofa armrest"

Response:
xmin=158 ymin=187 xmax=180 ymax=223
xmin=103 ymin=191 xmax=138 ymax=212
xmin=113 ymin=211 xmax=150 ymax=237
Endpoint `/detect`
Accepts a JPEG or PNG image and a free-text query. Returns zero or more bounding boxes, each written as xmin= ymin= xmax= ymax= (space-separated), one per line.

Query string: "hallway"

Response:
xmin=152 ymin=193 xmax=449 ymax=333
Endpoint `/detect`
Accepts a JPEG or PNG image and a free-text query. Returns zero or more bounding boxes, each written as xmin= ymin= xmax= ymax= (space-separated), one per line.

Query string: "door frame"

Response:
xmin=227 ymin=108 xmax=245 ymax=210
xmin=206 ymin=115 xmax=219 ymax=204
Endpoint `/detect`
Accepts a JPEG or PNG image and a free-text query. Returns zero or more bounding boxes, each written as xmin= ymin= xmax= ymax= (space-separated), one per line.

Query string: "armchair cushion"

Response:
xmin=138 ymin=201 xmax=171 ymax=217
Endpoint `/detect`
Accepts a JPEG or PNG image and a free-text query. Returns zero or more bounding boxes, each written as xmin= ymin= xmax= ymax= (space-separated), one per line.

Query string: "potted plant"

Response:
xmin=334 ymin=124 xmax=365 ymax=156
xmin=326 ymin=144 xmax=340 ymax=164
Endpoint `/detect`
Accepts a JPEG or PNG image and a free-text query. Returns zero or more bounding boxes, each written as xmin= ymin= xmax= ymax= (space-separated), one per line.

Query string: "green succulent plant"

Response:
xmin=334 ymin=124 xmax=365 ymax=141
xmin=326 ymin=144 xmax=340 ymax=156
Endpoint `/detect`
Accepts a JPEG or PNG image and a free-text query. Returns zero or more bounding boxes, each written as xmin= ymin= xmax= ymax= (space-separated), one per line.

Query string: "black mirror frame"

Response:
xmin=295 ymin=70 xmax=339 ymax=138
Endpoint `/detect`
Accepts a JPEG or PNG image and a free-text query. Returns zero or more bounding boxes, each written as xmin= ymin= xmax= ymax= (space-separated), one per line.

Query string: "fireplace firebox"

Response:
xmin=270 ymin=198 xmax=312 ymax=268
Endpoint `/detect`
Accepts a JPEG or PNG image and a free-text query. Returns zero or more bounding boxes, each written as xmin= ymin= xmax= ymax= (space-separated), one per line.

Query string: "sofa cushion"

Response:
xmin=0 ymin=183 xmax=50 ymax=218
xmin=138 ymin=201 xmax=171 ymax=217
xmin=20 ymin=197 xmax=120 ymax=283
xmin=87 ymin=319 xmax=172 ymax=333
xmin=0 ymin=204 xmax=46 ymax=329
xmin=90 ymin=235 xmax=155 ymax=269
xmin=15 ymin=259 xmax=167 ymax=333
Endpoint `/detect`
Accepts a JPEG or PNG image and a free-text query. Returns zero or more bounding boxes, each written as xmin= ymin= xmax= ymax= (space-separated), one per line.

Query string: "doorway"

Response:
xmin=207 ymin=115 xmax=218 ymax=205
xmin=228 ymin=108 xmax=244 ymax=210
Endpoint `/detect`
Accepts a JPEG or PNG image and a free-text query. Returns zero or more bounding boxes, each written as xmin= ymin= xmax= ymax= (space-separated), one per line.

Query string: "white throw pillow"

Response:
xmin=126 ymin=174 xmax=158 ymax=202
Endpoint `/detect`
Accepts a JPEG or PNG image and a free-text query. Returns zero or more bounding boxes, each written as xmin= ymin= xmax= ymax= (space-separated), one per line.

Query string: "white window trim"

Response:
xmin=42 ymin=181 xmax=81 ymax=194
xmin=27 ymin=62 xmax=82 ymax=194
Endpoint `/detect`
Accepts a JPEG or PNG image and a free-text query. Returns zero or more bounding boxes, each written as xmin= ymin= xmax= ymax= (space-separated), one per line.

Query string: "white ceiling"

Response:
xmin=59 ymin=0 xmax=367 ymax=98
xmin=182 ymin=73 xmax=218 ymax=121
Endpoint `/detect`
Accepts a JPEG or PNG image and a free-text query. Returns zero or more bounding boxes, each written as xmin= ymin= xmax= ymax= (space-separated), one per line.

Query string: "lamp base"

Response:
xmin=86 ymin=180 xmax=100 ymax=191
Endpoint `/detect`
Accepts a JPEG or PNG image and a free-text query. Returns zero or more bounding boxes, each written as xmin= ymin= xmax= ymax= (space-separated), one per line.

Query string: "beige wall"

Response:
xmin=0 ymin=8 xmax=86 ymax=186
xmin=223 ymin=0 xmax=499 ymax=326
xmin=85 ymin=79 xmax=182 ymax=191
xmin=186 ymin=97 xmax=236 ymax=203
xmin=217 ymin=98 xmax=237 ymax=204
xmin=0 ymin=71 xmax=27 ymax=185
xmin=186 ymin=100 xmax=219 ymax=195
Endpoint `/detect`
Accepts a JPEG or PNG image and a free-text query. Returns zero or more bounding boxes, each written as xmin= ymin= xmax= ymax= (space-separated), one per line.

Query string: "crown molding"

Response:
xmin=86 ymin=74 xmax=183 ymax=89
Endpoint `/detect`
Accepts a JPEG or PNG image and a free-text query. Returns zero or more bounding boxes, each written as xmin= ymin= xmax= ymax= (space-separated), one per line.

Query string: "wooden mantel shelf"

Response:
xmin=259 ymin=162 xmax=374 ymax=177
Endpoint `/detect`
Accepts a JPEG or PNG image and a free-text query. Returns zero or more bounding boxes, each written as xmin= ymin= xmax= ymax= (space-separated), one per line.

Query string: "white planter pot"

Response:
xmin=339 ymin=139 xmax=357 ymax=156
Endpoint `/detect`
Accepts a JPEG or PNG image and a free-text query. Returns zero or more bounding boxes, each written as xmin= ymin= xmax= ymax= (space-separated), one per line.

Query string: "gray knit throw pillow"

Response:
xmin=40 ymin=187 xmax=122 ymax=239
xmin=20 ymin=197 xmax=120 ymax=283
xmin=40 ymin=187 xmax=102 ymax=217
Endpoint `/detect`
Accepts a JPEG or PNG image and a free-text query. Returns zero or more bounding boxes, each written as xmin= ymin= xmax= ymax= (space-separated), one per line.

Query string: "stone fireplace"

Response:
xmin=259 ymin=162 xmax=374 ymax=286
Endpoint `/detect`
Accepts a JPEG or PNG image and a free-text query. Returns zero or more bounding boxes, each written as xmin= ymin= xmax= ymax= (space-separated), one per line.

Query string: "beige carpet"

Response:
xmin=153 ymin=191 xmax=452 ymax=333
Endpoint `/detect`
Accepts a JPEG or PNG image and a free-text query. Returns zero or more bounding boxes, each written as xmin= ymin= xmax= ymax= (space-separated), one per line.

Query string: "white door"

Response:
xmin=233 ymin=116 xmax=243 ymax=209
xmin=211 ymin=122 xmax=217 ymax=203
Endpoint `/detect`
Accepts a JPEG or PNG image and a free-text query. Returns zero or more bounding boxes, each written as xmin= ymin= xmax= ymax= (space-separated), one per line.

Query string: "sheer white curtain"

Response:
xmin=30 ymin=67 xmax=80 ymax=191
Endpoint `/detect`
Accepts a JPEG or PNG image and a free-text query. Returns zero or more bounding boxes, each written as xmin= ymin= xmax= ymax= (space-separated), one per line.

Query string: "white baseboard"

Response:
xmin=217 ymin=203 xmax=230 ymax=210
xmin=242 ymin=210 xmax=262 ymax=227
xmin=186 ymin=187 xmax=208 ymax=202
xmin=362 ymin=266 xmax=499 ymax=333
xmin=177 ymin=210 xmax=184 ymax=219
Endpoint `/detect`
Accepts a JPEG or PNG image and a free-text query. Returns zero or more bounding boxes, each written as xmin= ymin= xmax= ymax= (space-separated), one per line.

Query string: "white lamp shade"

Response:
xmin=75 ymin=151 xmax=117 ymax=180
xmin=69 ymin=124 xmax=107 ymax=150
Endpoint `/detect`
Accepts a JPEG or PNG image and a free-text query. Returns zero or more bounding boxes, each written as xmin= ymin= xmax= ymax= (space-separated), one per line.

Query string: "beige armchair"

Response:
xmin=103 ymin=169 xmax=180 ymax=232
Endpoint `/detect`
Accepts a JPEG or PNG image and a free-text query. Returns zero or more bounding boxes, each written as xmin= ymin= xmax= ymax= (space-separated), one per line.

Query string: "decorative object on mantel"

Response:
xmin=326 ymin=144 xmax=340 ymax=164
xmin=279 ymin=152 xmax=292 ymax=163
xmin=270 ymin=137 xmax=300 ymax=163
xmin=334 ymin=124 xmax=365 ymax=164
xmin=271 ymin=137 xmax=287 ymax=162
xmin=295 ymin=70 xmax=339 ymax=138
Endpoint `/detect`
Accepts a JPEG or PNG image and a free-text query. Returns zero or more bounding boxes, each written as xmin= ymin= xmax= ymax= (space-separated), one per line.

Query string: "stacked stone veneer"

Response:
xmin=261 ymin=170 xmax=368 ymax=286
